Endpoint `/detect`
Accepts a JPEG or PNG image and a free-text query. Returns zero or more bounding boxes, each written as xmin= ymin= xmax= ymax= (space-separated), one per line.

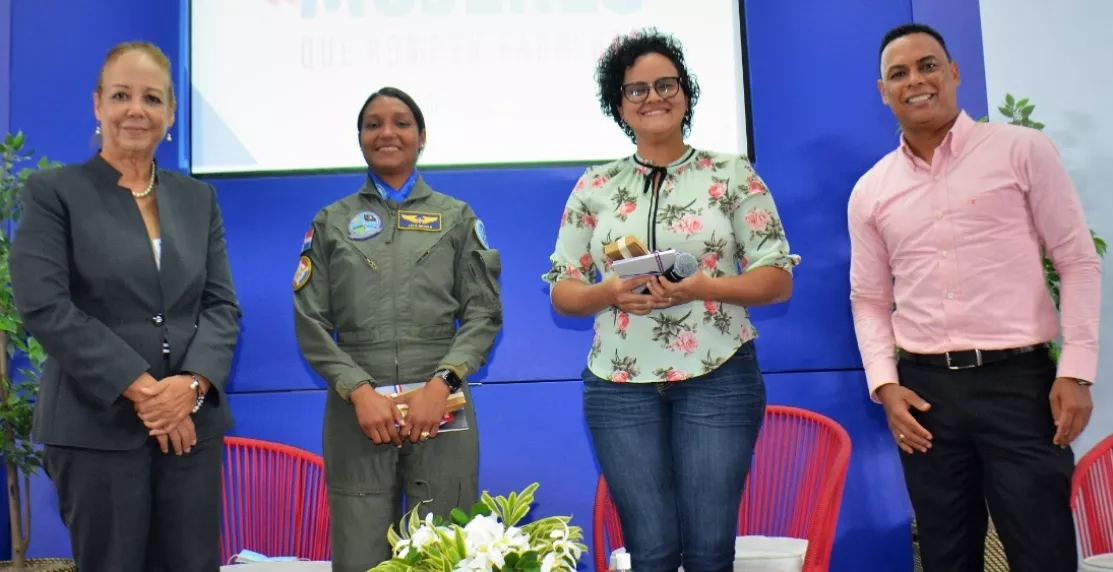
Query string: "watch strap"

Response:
xmin=433 ymin=369 xmax=463 ymax=392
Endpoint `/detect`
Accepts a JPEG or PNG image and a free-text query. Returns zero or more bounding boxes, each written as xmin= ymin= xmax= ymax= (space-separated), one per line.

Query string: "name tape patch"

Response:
xmin=398 ymin=211 xmax=442 ymax=232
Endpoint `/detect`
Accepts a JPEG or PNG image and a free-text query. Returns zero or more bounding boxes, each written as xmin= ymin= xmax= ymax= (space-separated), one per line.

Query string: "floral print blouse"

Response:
xmin=542 ymin=148 xmax=799 ymax=384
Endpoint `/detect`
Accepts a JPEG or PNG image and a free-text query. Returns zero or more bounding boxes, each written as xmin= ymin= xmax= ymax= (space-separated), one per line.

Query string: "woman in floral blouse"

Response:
xmin=542 ymin=28 xmax=799 ymax=572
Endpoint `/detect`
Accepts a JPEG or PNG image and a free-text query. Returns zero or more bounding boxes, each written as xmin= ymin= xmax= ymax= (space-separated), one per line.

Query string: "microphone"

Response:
xmin=662 ymin=251 xmax=698 ymax=282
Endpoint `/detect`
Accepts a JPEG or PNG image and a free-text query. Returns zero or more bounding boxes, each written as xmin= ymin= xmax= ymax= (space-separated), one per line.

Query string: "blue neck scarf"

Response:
xmin=370 ymin=170 xmax=418 ymax=204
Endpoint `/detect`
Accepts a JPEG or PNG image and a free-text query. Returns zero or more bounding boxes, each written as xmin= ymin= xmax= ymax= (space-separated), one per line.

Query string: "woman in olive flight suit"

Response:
xmin=292 ymin=87 xmax=503 ymax=572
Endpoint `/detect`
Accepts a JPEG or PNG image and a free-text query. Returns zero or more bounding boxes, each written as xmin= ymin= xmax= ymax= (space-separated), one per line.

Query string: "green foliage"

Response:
xmin=372 ymin=483 xmax=587 ymax=572
xmin=0 ymin=132 xmax=58 ymax=476
xmin=0 ymin=131 xmax=61 ymax=565
xmin=984 ymin=95 xmax=1107 ymax=361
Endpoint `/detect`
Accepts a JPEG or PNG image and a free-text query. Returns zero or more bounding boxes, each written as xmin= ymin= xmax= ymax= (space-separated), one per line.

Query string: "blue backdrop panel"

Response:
xmin=8 ymin=0 xmax=184 ymax=169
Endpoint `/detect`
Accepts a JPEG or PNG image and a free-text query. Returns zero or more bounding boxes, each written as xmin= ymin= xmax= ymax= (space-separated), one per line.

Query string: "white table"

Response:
xmin=221 ymin=562 xmax=332 ymax=572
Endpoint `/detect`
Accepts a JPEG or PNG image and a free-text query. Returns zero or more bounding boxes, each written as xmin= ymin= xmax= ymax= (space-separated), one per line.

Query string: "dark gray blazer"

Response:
xmin=10 ymin=154 xmax=242 ymax=451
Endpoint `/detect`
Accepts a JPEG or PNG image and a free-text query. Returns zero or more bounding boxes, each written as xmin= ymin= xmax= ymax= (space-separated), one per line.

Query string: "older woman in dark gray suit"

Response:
xmin=9 ymin=41 xmax=241 ymax=572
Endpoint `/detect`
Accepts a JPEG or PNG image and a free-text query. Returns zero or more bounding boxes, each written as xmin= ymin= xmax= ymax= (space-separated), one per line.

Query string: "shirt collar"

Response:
xmin=899 ymin=110 xmax=975 ymax=166
xmin=632 ymin=146 xmax=697 ymax=171
xmin=368 ymin=169 xmax=419 ymax=204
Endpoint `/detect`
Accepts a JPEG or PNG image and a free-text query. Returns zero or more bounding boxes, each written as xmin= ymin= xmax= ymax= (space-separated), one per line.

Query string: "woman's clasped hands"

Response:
xmin=126 ymin=373 xmax=206 ymax=456
xmin=605 ymin=271 xmax=710 ymax=315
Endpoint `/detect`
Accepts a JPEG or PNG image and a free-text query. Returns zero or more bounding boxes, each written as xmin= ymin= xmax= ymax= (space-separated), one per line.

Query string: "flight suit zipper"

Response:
xmin=364 ymin=255 xmax=377 ymax=269
xmin=388 ymin=205 xmax=400 ymax=383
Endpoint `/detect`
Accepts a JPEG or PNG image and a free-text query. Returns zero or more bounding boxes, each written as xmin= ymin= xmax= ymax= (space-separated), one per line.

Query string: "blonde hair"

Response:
xmin=96 ymin=41 xmax=176 ymax=107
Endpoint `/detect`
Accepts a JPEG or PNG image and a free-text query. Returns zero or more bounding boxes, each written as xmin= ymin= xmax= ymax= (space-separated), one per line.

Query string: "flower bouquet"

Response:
xmin=370 ymin=482 xmax=586 ymax=572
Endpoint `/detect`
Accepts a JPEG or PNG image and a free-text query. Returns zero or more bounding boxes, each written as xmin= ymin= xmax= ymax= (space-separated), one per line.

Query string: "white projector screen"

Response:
xmin=188 ymin=0 xmax=751 ymax=175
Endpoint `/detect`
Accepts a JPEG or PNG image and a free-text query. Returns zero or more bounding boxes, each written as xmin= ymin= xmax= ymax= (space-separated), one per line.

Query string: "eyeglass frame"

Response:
xmin=620 ymin=76 xmax=682 ymax=104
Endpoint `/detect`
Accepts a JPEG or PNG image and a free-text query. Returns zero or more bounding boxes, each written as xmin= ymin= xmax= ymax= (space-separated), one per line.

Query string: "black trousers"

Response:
xmin=43 ymin=435 xmax=223 ymax=572
xmin=898 ymin=349 xmax=1077 ymax=572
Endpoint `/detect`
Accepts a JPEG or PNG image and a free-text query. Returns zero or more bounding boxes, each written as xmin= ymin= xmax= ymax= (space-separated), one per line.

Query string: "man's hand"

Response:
xmin=155 ymin=417 xmax=197 ymax=456
xmin=397 ymin=381 xmax=450 ymax=443
xmin=876 ymin=383 xmax=933 ymax=454
xmin=1050 ymin=377 xmax=1093 ymax=447
xmin=602 ymin=275 xmax=657 ymax=315
xmin=136 ymin=375 xmax=197 ymax=434
xmin=351 ymin=384 xmax=405 ymax=447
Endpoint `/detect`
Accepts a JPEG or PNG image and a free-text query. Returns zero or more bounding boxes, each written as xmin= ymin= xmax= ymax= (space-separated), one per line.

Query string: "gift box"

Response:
xmin=604 ymin=235 xmax=649 ymax=262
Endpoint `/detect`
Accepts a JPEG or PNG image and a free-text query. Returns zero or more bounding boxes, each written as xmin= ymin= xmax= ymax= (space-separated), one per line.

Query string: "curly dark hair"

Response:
xmin=594 ymin=28 xmax=700 ymax=143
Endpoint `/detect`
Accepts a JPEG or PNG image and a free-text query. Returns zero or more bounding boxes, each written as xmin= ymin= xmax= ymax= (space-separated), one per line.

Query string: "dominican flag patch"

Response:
xmin=301 ymin=229 xmax=314 ymax=253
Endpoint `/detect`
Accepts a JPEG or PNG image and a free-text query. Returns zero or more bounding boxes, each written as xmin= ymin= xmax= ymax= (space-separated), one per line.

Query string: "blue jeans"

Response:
xmin=583 ymin=341 xmax=766 ymax=572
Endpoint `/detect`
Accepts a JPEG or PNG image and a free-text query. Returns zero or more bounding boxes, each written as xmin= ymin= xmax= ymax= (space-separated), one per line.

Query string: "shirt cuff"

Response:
xmin=1056 ymin=345 xmax=1098 ymax=384
xmin=865 ymin=358 xmax=900 ymax=403
xmin=335 ymin=370 xmax=375 ymax=402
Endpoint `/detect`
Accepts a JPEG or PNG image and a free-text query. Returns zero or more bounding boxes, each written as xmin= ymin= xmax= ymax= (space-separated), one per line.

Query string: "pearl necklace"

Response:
xmin=132 ymin=163 xmax=157 ymax=199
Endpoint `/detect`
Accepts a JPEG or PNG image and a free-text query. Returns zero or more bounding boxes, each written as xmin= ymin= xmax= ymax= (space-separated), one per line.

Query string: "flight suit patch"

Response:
xmin=293 ymin=256 xmax=312 ymax=291
xmin=474 ymin=219 xmax=489 ymax=249
xmin=301 ymin=229 xmax=314 ymax=253
xmin=349 ymin=211 xmax=383 ymax=240
xmin=398 ymin=211 xmax=442 ymax=231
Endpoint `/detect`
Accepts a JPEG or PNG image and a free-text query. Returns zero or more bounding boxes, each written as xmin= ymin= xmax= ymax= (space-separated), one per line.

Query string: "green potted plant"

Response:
xmin=0 ymin=131 xmax=73 ymax=571
xmin=371 ymin=482 xmax=586 ymax=572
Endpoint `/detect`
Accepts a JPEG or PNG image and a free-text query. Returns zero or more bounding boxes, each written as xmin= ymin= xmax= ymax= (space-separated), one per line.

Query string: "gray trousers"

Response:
xmin=323 ymin=386 xmax=479 ymax=572
xmin=43 ymin=435 xmax=223 ymax=572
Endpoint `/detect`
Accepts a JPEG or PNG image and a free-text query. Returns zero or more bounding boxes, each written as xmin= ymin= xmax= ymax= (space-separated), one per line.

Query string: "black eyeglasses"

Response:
xmin=621 ymin=77 xmax=681 ymax=103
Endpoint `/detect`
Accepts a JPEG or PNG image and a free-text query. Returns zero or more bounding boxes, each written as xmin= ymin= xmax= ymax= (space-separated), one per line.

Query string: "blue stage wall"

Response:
xmin=6 ymin=1 xmax=988 ymax=570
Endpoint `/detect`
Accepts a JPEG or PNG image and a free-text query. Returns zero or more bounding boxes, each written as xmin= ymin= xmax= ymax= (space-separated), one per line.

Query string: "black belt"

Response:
xmin=898 ymin=344 xmax=1045 ymax=370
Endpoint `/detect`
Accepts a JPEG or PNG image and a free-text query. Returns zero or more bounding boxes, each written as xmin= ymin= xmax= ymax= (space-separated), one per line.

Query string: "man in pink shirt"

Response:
xmin=849 ymin=23 xmax=1102 ymax=572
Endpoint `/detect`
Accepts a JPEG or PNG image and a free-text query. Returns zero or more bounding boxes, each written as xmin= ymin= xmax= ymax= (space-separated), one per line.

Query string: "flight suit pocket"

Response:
xmin=467 ymin=249 xmax=503 ymax=310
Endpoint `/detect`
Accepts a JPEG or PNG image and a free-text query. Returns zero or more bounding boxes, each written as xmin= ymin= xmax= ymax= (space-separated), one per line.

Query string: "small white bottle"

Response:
xmin=614 ymin=552 xmax=632 ymax=572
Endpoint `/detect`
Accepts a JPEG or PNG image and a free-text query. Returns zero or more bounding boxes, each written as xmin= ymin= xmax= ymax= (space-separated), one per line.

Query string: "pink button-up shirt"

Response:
xmin=848 ymin=111 xmax=1102 ymax=398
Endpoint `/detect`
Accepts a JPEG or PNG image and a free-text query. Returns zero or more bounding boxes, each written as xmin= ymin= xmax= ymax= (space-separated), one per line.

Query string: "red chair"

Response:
xmin=1071 ymin=433 xmax=1113 ymax=558
xmin=592 ymin=405 xmax=852 ymax=572
xmin=221 ymin=436 xmax=331 ymax=563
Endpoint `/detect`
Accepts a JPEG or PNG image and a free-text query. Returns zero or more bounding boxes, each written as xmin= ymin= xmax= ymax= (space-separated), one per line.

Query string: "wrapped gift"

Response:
xmin=604 ymin=235 xmax=649 ymax=262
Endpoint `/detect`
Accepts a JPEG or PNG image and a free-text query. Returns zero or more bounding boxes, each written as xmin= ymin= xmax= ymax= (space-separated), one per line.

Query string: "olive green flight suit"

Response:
xmin=292 ymin=177 xmax=503 ymax=572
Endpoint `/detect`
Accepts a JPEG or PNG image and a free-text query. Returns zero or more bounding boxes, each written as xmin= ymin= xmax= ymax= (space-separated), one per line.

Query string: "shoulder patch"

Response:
xmin=474 ymin=219 xmax=489 ymax=249
xmin=293 ymin=256 xmax=312 ymax=292
xmin=301 ymin=229 xmax=314 ymax=253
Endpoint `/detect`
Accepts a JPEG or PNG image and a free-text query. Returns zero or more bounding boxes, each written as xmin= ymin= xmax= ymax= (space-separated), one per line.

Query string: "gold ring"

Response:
xmin=420 ymin=431 xmax=430 ymax=440
xmin=897 ymin=434 xmax=906 ymax=442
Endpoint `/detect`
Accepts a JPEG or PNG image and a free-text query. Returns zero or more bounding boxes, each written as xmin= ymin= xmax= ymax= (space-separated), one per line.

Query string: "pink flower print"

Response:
xmin=635 ymin=165 xmax=649 ymax=176
xmin=583 ymin=214 xmax=598 ymax=229
xmin=676 ymin=165 xmax=688 ymax=175
xmin=579 ymin=253 xmax=593 ymax=269
xmin=708 ymin=182 xmax=726 ymax=200
xmin=666 ymin=369 xmax=690 ymax=382
xmin=739 ymin=324 xmax=754 ymax=341
xmin=565 ymin=265 xmax=581 ymax=279
xmin=561 ymin=209 xmax=570 ymax=225
xmin=748 ymin=177 xmax=768 ymax=195
xmin=669 ymin=215 xmax=703 ymax=237
xmin=701 ymin=252 xmax=719 ymax=270
xmin=744 ymin=210 xmax=771 ymax=232
xmin=740 ymin=256 xmax=749 ymax=270
xmin=591 ymin=175 xmax=610 ymax=188
xmin=611 ymin=370 xmax=630 ymax=383
xmin=617 ymin=201 xmax=636 ymax=217
xmin=574 ymin=178 xmax=586 ymax=192
xmin=698 ymin=157 xmax=713 ymax=169
xmin=704 ymin=300 xmax=720 ymax=313
xmin=616 ymin=312 xmax=630 ymax=332
xmin=667 ymin=330 xmax=700 ymax=356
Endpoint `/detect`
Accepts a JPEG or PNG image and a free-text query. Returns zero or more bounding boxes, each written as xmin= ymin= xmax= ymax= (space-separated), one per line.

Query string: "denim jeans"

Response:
xmin=583 ymin=341 xmax=766 ymax=572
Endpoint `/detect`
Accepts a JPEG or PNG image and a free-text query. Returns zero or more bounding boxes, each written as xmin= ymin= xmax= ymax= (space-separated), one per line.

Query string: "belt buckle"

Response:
xmin=946 ymin=349 xmax=982 ymax=370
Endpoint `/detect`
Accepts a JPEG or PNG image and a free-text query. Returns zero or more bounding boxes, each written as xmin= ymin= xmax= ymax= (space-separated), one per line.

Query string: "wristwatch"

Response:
xmin=432 ymin=369 xmax=463 ymax=393
xmin=189 ymin=375 xmax=206 ymax=414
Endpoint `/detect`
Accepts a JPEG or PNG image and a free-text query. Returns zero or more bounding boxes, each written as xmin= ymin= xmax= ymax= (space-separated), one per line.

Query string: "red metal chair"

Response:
xmin=592 ymin=405 xmax=852 ymax=572
xmin=221 ymin=436 xmax=331 ymax=563
xmin=1071 ymin=433 xmax=1113 ymax=558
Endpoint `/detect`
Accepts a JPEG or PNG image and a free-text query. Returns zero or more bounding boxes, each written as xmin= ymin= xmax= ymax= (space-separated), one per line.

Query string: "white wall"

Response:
xmin=980 ymin=0 xmax=1113 ymax=457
